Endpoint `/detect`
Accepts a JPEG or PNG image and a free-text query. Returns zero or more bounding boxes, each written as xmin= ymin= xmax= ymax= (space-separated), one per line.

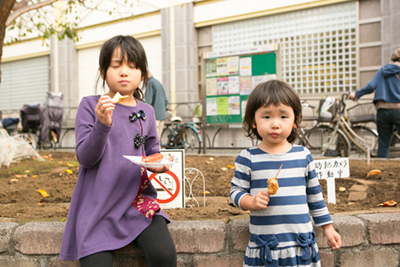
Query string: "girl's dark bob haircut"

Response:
xmin=243 ymin=80 xmax=302 ymax=143
xmin=97 ymin=35 xmax=148 ymax=101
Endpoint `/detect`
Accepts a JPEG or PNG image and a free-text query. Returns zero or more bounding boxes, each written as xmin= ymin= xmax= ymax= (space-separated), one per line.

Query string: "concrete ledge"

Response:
xmin=1 ymin=213 xmax=400 ymax=266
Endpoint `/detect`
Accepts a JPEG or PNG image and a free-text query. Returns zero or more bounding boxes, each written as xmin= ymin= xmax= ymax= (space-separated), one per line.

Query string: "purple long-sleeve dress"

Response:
xmin=59 ymin=96 xmax=169 ymax=261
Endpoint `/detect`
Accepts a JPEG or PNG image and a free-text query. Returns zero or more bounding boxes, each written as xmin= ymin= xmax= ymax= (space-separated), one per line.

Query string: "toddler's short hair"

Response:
xmin=243 ymin=80 xmax=302 ymax=143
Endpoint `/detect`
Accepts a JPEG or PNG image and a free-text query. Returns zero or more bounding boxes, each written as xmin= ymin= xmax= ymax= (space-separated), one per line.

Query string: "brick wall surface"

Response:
xmin=1 ymin=213 xmax=400 ymax=267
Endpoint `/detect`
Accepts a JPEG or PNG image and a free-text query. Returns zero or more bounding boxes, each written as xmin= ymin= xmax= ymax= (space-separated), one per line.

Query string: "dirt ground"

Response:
xmin=0 ymin=151 xmax=399 ymax=224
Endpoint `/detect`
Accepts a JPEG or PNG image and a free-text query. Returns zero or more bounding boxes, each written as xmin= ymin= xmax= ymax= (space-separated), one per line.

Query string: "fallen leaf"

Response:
xmin=378 ymin=200 xmax=397 ymax=207
xmin=209 ymin=157 xmax=214 ymax=161
xmin=24 ymin=170 xmax=30 ymax=173
xmin=66 ymin=169 xmax=73 ymax=174
xmin=221 ymin=167 xmax=228 ymax=171
xmin=338 ymin=187 xmax=346 ymax=192
xmin=227 ymin=164 xmax=235 ymax=169
xmin=366 ymin=169 xmax=381 ymax=177
xmin=15 ymin=174 xmax=27 ymax=178
xmin=32 ymin=175 xmax=37 ymax=178
xmin=37 ymin=202 xmax=45 ymax=205
xmin=348 ymin=202 xmax=355 ymax=205
xmin=37 ymin=189 xmax=50 ymax=198
xmin=202 ymin=191 xmax=210 ymax=195
xmin=10 ymin=178 xmax=19 ymax=183
xmin=170 ymin=212 xmax=175 ymax=216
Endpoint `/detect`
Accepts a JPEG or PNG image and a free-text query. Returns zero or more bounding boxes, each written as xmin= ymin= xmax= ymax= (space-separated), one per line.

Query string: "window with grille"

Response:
xmin=213 ymin=2 xmax=357 ymax=95
xmin=0 ymin=56 xmax=49 ymax=111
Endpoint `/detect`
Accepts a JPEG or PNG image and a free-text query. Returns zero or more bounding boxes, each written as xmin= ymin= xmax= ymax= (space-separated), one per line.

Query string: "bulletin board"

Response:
xmin=202 ymin=45 xmax=281 ymax=125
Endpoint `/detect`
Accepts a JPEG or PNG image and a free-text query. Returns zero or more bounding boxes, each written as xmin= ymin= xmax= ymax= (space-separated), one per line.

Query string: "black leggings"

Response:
xmin=80 ymin=215 xmax=177 ymax=267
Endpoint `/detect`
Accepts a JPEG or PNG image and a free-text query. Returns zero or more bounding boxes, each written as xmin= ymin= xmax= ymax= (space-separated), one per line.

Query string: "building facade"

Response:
xmin=1 ymin=0 xmax=399 ymax=149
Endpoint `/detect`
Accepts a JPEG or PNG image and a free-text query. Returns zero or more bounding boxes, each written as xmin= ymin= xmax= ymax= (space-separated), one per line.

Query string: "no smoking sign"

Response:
xmin=148 ymin=150 xmax=185 ymax=209
xmin=149 ymin=171 xmax=180 ymax=204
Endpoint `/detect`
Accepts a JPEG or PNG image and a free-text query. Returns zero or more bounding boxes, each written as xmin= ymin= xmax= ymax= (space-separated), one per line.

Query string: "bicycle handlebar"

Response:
xmin=337 ymin=93 xmax=350 ymax=114
xmin=300 ymin=100 xmax=316 ymax=109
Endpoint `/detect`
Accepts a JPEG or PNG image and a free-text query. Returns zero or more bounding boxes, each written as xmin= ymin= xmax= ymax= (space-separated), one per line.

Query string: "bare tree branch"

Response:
xmin=6 ymin=0 xmax=58 ymax=27
xmin=11 ymin=0 xmax=29 ymax=11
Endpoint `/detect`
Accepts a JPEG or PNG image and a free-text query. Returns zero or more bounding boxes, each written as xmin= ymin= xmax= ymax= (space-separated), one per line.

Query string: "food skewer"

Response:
xmin=275 ymin=164 xmax=283 ymax=178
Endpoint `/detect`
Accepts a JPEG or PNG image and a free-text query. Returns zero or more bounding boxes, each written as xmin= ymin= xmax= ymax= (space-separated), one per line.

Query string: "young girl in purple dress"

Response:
xmin=59 ymin=35 xmax=177 ymax=267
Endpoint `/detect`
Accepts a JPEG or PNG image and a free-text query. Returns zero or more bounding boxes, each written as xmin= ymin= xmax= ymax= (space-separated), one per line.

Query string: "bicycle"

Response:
xmin=298 ymin=94 xmax=378 ymax=158
xmin=160 ymin=116 xmax=202 ymax=154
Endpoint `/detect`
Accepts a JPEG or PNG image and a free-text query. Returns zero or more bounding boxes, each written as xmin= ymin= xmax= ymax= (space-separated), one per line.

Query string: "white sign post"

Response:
xmin=148 ymin=149 xmax=185 ymax=209
xmin=364 ymin=136 xmax=375 ymax=166
xmin=314 ymin=158 xmax=350 ymax=204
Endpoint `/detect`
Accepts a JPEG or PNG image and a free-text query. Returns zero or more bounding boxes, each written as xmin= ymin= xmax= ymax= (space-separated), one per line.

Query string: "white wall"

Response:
xmin=77 ymin=46 xmax=102 ymax=100
xmin=140 ymin=35 xmax=163 ymax=83
xmin=193 ymin=0 xmax=340 ymax=24
xmin=75 ymin=13 xmax=162 ymax=48
xmin=2 ymin=39 xmax=49 ymax=61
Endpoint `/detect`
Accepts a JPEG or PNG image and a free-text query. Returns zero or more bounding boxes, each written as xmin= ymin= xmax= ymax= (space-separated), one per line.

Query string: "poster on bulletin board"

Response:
xmin=202 ymin=45 xmax=280 ymax=125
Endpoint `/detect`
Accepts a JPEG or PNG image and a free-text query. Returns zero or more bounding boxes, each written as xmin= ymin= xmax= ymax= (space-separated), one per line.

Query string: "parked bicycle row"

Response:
xmin=161 ymin=96 xmax=400 ymax=158
xmin=298 ymin=94 xmax=400 ymax=158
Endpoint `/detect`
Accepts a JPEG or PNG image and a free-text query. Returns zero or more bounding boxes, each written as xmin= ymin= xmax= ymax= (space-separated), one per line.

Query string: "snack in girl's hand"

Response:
xmin=112 ymin=92 xmax=129 ymax=103
xmin=268 ymin=164 xmax=282 ymax=195
xmin=142 ymin=153 xmax=164 ymax=163
xmin=268 ymin=177 xmax=279 ymax=195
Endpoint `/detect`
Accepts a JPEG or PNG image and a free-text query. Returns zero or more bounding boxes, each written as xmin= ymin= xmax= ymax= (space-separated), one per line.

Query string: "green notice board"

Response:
xmin=204 ymin=49 xmax=278 ymax=124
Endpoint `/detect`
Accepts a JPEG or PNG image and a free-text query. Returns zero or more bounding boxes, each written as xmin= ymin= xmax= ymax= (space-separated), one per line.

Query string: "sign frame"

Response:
xmin=200 ymin=45 xmax=281 ymax=153
xmin=148 ymin=149 xmax=185 ymax=209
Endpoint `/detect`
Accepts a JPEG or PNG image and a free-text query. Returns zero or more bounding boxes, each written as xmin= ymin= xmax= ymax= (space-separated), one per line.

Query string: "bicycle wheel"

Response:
xmin=160 ymin=127 xmax=171 ymax=149
xmin=179 ymin=126 xmax=202 ymax=154
xmin=303 ymin=125 xmax=350 ymax=157
xmin=351 ymin=125 xmax=378 ymax=157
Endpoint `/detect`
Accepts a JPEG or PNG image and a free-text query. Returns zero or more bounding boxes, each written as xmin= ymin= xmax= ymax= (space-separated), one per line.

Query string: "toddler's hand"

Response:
xmin=323 ymin=224 xmax=342 ymax=250
xmin=252 ymin=190 xmax=270 ymax=210
xmin=96 ymin=95 xmax=115 ymax=126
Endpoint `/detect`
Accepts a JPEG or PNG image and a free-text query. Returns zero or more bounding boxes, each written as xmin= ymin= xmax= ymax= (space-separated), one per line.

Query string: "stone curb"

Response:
xmin=0 ymin=212 xmax=400 ymax=266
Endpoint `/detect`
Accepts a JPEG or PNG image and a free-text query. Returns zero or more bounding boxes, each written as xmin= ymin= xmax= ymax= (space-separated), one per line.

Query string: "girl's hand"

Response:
xmin=323 ymin=224 xmax=342 ymax=250
xmin=95 ymin=95 xmax=115 ymax=126
xmin=251 ymin=190 xmax=270 ymax=210
xmin=146 ymin=155 xmax=174 ymax=173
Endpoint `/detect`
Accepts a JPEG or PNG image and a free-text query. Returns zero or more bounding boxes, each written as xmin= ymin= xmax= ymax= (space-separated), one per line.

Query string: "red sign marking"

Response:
xmin=149 ymin=171 xmax=180 ymax=204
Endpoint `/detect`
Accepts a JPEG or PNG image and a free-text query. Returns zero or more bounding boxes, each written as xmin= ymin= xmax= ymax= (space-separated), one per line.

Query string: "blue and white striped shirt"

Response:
xmin=230 ymin=145 xmax=332 ymax=267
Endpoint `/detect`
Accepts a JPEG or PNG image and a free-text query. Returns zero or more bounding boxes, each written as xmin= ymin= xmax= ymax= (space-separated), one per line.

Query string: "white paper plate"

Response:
xmin=123 ymin=155 xmax=176 ymax=168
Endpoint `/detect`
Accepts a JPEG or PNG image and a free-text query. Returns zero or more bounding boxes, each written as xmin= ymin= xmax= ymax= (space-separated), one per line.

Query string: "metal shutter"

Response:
xmin=0 ymin=56 xmax=49 ymax=111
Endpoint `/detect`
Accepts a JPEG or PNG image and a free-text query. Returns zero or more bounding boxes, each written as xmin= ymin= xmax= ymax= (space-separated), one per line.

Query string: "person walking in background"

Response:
xmin=145 ymin=67 xmax=169 ymax=141
xmin=230 ymin=80 xmax=341 ymax=267
xmin=349 ymin=48 xmax=400 ymax=158
xmin=59 ymin=35 xmax=177 ymax=267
